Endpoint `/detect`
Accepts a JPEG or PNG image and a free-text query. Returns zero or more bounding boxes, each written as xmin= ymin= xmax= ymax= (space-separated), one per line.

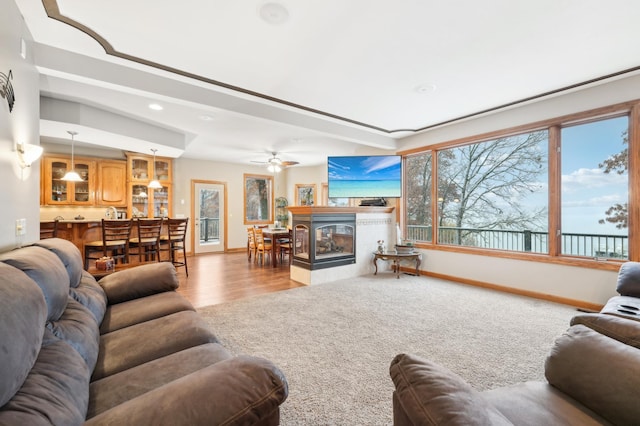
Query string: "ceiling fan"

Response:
xmin=251 ymin=152 xmax=299 ymax=172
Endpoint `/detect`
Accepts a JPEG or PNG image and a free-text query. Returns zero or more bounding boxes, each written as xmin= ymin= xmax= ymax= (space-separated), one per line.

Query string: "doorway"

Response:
xmin=192 ymin=180 xmax=227 ymax=254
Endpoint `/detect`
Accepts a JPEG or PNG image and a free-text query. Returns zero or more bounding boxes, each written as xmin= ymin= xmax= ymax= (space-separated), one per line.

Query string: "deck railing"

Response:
xmin=406 ymin=225 xmax=628 ymax=259
xmin=200 ymin=217 xmax=220 ymax=242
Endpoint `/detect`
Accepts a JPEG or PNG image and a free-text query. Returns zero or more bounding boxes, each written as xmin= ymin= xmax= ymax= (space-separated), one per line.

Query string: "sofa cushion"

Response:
xmin=47 ymin=297 xmax=101 ymax=370
xmin=100 ymin=291 xmax=194 ymax=334
xmin=93 ymin=310 xmax=219 ymax=380
xmin=0 ymin=246 xmax=69 ymax=321
xmin=85 ymin=355 xmax=287 ymax=426
xmin=33 ymin=238 xmax=83 ymax=288
xmin=571 ymin=312 xmax=640 ymax=348
xmin=98 ymin=262 xmax=179 ymax=305
xmin=0 ymin=330 xmax=90 ymax=426
xmin=69 ymin=271 xmax=107 ymax=325
xmin=88 ymin=343 xmax=232 ymax=418
xmin=389 ymin=353 xmax=512 ymax=425
xmin=616 ymin=261 xmax=640 ymax=297
xmin=545 ymin=324 xmax=640 ymax=425
xmin=0 ymin=263 xmax=47 ymax=407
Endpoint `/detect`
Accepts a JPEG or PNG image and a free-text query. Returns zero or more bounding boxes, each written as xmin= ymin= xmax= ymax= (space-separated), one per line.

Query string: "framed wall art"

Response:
xmin=295 ymin=183 xmax=316 ymax=206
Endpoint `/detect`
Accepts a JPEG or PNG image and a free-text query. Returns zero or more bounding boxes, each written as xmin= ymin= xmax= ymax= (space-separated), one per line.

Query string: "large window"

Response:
xmin=561 ymin=116 xmax=629 ymax=259
xmin=244 ymin=174 xmax=273 ymax=225
xmin=405 ymin=152 xmax=433 ymax=242
xmin=435 ymin=131 xmax=548 ymax=252
xmin=402 ymin=101 xmax=636 ymax=266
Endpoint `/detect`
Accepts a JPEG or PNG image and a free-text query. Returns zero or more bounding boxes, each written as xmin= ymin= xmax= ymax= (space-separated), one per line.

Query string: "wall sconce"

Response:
xmin=17 ymin=143 xmax=43 ymax=168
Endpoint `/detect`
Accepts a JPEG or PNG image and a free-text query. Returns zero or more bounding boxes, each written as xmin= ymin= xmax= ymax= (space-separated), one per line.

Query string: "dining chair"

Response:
xmin=84 ymin=219 xmax=133 ymax=270
xmin=278 ymin=228 xmax=293 ymax=266
xmin=40 ymin=220 xmax=59 ymax=239
xmin=129 ymin=218 xmax=163 ymax=263
xmin=247 ymin=226 xmax=257 ymax=261
xmin=160 ymin=218 xmax=189 ymax=276
xmin=253 ymin=227 xmax=272 ymax=266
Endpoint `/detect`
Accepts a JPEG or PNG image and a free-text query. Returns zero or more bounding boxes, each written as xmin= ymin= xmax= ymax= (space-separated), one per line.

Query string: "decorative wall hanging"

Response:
xmin=0 ymin=69 xmax=15 ymax=113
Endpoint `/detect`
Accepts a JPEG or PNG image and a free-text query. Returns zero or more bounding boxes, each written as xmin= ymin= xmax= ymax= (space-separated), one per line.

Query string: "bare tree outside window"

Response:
xmin=405 ymin=131 xmax=548 ymax=251
xmin=435 ymin=131 xmax=548 ymax=251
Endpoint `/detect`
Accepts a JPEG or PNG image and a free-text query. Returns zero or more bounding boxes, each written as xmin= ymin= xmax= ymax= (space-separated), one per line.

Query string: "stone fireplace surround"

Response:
xmin=288 ymin=206 xmax=396 ymax=285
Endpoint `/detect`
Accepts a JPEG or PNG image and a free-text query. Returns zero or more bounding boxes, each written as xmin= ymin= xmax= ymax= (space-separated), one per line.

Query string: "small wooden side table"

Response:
xmin=373 ymin=251 xmax=422 ymax=279
xmin=87 ymin=263 xmax=136 ymax=280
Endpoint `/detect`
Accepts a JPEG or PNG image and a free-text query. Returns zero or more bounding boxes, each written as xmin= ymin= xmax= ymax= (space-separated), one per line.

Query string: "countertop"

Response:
xmin=41 ymin=219 xmax=102 ymax=223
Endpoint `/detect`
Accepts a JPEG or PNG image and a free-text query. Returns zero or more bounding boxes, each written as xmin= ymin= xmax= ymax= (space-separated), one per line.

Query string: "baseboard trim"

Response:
xmin=413 ymin=269 xmax=604 ymax=312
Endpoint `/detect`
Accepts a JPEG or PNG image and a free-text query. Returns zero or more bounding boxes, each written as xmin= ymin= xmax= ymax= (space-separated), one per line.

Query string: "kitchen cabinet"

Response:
xmin=126 ymin=153 xmax=172 ymax=218
xmin=96 ymin=160 xmax=127 ymax=206
xmin=42 ymin=156 xmax=96 ymax=205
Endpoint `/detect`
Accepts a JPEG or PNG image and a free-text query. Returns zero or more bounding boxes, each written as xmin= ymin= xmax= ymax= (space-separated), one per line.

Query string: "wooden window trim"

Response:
xmin=401 ymin=99 xmax=640 ymax=269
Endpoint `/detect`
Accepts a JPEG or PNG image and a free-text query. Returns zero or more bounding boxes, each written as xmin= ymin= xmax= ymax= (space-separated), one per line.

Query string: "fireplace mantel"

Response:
xmin=287 ymin=206 xmax=394 ymax=215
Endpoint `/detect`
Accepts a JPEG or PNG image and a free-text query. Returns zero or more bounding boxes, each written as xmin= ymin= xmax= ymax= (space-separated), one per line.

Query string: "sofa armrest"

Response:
xmin=545 ymin=324 xmax=640 ymax=425
xmin=98 ymin=262 xmax=179 ymax=305
xmin=389 ymin=353 xmax=512 ymax=425
xmin=84 ymin=355 xmax=288 ymax=425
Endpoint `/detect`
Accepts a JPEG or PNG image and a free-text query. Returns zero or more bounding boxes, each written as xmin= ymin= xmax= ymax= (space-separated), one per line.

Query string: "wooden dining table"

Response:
xmin=262 ymin=228 xmax=291 ymax=267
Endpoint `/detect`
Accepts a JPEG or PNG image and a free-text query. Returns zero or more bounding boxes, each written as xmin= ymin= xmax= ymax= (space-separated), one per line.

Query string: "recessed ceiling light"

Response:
xmin=148 ymin=103 xmax=164 ymax=111
xmin=198 ymin=114 xmax=214 ymax=121
xmin=414 ymin=84 xmax=437 ymax=94
xmin=259 ymin=2 xmax=289 ymax=25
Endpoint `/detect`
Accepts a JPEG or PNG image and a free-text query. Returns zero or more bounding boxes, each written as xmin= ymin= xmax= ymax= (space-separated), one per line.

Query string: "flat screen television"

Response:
xmin=327 ymin=155 xmax=402 ymax=198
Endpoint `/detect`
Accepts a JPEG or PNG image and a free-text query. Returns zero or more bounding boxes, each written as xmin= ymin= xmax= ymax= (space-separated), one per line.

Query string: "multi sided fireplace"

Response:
xmin=292 ymin=213 xmax=356 ymax=270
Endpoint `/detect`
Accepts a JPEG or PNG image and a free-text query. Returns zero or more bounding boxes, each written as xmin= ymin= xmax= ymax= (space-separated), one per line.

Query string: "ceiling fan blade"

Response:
xmin=281 ymin=161 xmax=299 ymax=166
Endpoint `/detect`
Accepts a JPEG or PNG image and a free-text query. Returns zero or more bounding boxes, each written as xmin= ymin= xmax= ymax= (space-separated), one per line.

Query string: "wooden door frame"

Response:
xmin=190 ymin=179 xmax=228 ymax=254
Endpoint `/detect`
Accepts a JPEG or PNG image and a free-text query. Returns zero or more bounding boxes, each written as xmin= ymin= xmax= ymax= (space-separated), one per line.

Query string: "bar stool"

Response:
xmin=160 ymin=218 xmax=189 ymax=276
xmin=40 ymin=220 xmax=59 ymax=239
xmin=129 ymin=218 xmax=163 ymax=263
xmin=84 ymin=219 xmax=133 ymax=270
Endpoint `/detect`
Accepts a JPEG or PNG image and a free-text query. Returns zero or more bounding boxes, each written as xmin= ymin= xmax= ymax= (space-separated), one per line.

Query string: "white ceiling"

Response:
xmin=14 ymin=0 xmax=640 ymax=167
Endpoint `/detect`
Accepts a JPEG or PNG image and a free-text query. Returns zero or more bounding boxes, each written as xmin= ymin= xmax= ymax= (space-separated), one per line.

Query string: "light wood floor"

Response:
xmin=174 ymin=251 xmax=305 ymax=308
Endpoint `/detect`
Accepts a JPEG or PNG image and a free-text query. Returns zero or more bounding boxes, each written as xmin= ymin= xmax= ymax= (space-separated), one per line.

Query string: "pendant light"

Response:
xmin=148 ymin=148 xmax=162 ymax=189
xmin=61 ymin=131 xmax=83 ymax=182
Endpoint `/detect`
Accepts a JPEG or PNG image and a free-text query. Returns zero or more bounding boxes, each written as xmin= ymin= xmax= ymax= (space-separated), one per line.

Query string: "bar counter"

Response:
xmin=42 ymin=220 xmax=103 ymax=255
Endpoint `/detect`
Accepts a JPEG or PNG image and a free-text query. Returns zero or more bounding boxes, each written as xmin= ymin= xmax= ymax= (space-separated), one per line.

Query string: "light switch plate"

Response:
xmin=16 ymin=218 xmax=26 ymax=236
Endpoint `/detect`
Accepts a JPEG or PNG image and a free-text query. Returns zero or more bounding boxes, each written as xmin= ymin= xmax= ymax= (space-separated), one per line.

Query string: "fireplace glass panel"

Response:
xmin=294 ymin=225 xmax=310 ymax=259
xmin=315 ymin=224 xmax=354 ymax=259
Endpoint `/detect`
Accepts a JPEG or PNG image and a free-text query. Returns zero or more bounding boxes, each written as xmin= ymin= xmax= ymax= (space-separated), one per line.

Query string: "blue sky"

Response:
xmin=328 ymin=155 xmax=401 ymax=181
xmin=561 ymin=116 xmax=628 ymax=235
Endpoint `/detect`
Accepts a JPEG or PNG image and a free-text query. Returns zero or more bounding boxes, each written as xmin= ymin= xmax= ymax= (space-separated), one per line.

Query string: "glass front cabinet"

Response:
xmin=126 ymin=153 xmax=172 ymax=218
xmin=43 ymin=156 xmax=96 ymax=205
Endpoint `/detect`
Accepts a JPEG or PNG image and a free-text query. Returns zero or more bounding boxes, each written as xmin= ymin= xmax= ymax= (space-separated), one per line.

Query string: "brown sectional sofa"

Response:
xmin=390 ymin=262 xmax=640 ymax=425
xmin=0 ymin=238 xmax=288 ymax=425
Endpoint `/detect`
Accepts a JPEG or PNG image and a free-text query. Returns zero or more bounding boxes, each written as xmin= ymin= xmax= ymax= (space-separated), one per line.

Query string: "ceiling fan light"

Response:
xmin=267 ymin=164 xmax=281 ymax=173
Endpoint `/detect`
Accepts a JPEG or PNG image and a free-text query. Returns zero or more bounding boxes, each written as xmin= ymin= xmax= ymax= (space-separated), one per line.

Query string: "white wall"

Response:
xmin=397 ymin=73 xmax=640 ymax=306
xmin=0 ymin=1 xmax=40 ymax=251
xmin=173 ymin=158 xmax=328 ymax=250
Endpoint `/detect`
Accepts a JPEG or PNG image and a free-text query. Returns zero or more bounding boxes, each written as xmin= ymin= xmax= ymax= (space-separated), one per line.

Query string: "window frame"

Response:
xmin=399 ymin=100 xmax=640 ymax=272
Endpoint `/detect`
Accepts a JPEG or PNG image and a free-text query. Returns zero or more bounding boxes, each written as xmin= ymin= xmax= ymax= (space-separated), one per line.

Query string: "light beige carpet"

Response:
xmin=198 ymin=274 xmax=578 ymax=425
